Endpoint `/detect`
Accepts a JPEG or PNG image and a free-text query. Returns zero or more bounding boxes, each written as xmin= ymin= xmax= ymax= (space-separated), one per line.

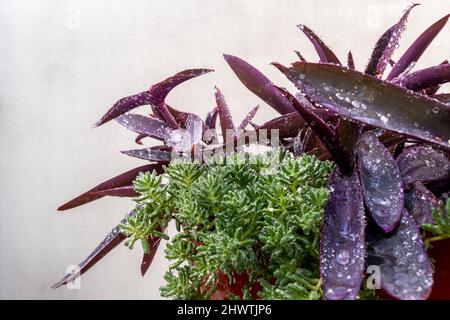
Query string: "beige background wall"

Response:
xmin=0 ymin=0 xmax=449 ymax=299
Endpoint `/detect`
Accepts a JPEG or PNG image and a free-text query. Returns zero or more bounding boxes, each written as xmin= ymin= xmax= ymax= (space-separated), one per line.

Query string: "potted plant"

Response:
xmin=53 ymin=5 xmax=450 ymax=300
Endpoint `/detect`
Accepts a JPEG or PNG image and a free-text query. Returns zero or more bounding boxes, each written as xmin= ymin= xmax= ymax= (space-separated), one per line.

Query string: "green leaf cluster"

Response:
xmin=121 ymin=149 xmax=334 ymax=299
xmin=422 ymin=198 xmax=450 ymax=247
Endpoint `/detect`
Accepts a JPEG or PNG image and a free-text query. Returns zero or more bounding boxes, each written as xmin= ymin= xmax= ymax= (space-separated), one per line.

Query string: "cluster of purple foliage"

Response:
xmin=54 ymin=5 xmax=450 ymax=300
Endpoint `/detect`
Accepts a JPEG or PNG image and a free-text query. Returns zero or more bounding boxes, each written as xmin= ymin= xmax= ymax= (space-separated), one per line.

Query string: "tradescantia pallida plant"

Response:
xmin=54 ymin=4 xmax=450 ymax=300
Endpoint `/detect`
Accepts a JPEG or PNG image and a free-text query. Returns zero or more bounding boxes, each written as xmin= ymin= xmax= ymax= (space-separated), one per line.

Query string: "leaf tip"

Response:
xmin=270 ymin=62 xmax=288 ymax=74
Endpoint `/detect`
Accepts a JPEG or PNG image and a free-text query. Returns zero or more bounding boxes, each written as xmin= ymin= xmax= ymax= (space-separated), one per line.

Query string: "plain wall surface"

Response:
xmin=0 ymin=0 xmax=449 ymax=299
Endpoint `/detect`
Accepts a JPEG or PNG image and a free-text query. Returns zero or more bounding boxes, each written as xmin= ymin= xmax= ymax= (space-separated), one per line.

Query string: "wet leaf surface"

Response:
xmin=404 ymin=181 xmax=440 ymax=225
xmin=366 ymin=209 xmax=433 ymax=300
xmin=52 ymin=213 xmax=132 ymax=288
xmin=277 ymin=62 xmax=450 ymax=149
xmin=94 ymin=69 xmax=212 ymax=127
xmin=396 ymin=145 xmax=450 ymax=185
xmin=214 ymin=86 xmax=235 ymax=139
xmin=365 ymin=4 xmax=418 ymax=76
xmin=58 ymin=164 xmax=163 ymax=211
xmin=297 ymin=24 xmax=341 ymax=64
xmin=258 ymin=112 xmax=305 ymax=138
xmin=121 ymin=147 xmax=172 ymax=163
xmin=357 ymin=132 xmax=404 ymax=232
xmin=320 ymin=170 xmax=365 ymax=300
xmin=388 ymin=14 xmax=450 ymax=80
xmin=116 ymin=113 xmax=171 ymax=141
xmin=394 ymin=64 xmax=450 ymax=91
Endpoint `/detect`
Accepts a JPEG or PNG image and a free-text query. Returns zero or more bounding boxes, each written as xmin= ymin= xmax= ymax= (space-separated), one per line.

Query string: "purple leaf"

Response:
xmin=258 ymin=112 xmax=305 ymax=138
xmin=320 ymin=170 xmax=365 ymax=300
xmin=141 ymin=233 xmax=163 ymax=276
xmin=166 ymin=105 xmax=204 ymax=130
xmin=205 ymin=107 xmax=219 ymax=129
xmin=419 ymin=60 xmax=448 ymax=95
xmin=94 ymin=69 xmax=212 ymax=127
xmin=276 ymin=62 xmax=450 ymax=149
xmin=121 ymin=146 xmax=172 ymax=163
xmin=148 ymin=69 xmax=213 ymax=106
xmin=293 ymin=127 xmax=329 ymax=160
xmin=365 ymin=4 xmax=418 ymax=76
xmin=52 ymin=215 xmax=129 ymax=288
xmin=388 ymin=14 xmax=450 ymax=80
xmin=116 ymin=113 xmax=171 ymax=141
xmin=274 ymin=85 xmax=352 ymax=174
xmin=94 ymin=91 xmax=153 ymax=127
xmin=223 ymin=54 xmax=295 ymax=115
xmin=347 ymin=51 xmax=355 ymax=70
xmin=135 ymin=133 xmax=147 ymax=145
xmin=405 ymin=181 xmax=440 ymax=225
xmin=57 ymin=164 xmax=163 ymax=211
xmin=366 ymin=209 xmax=433 ymax=300
xmin=393 ymin=64 xmax=450 ymax=91
xmin=237 ymin=105 xmax=259 ymax=132
xmin=396 ymin=145 xmax=450 ymax=185
xmin=357 ymin=131 xmax=404 ymax=232
xmin=185 ymin=114 xmax=204 ymax=145
xmin=294 ymin=50 xmax=307 ymax=62
xmin=297 ymin=24 xmax=341 ymax=64
xmin=365 ymin=25 xmax=396 ymax=75
xmin=337 ymin=119 xmax=362 ymax=164
xmin=90 ymin=185 xmax=138 ymax=198
xmin=379 ymin=131 xmax=407 ymax=149
xmin=214 ymin=86 xmax=235 ymax=140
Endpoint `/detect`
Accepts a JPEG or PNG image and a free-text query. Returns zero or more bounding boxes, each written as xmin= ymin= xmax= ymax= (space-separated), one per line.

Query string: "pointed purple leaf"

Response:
xmin=405 ymin=181 xmax=440 ymax=225
xmin=94 ymin=69 xmax=212 ymax=127
xmin=237 ymin=105 xmax=259 ymax=132
xmin=293 ymin=127 xmax=329 ymax=160
xmin=223 ymin=54 xmax=295 ymax=115
xmin=166 ymin=105 xmax=204 ymax=129
xmin=94 ymin=91 xmax=153 ymax=127
xmin=274 ymin=85 xmax=352 ymax=174
xmin=393 ymin=64 xmax=450 ymax=91
xmin=365 ymin=4 xmax=418 ymax=76
xmin=337 ymin=119 xmax=362 ymax=164
xmin=57 ymin=164 xmax=163 ymax=211
xmin=419 ymin=60 xmax=448 ymax=95
xmin=297 ymin=24 xmax=341 ymax=64
xmin=357 ymin=132 xmax=404 ymax=232
xmin=141 ymin=231 xmax=163 ymax=276
xmin=396 ymin=145 xmax=450 ymax=185
xmin=121 ymin=147 xmax=172 ymax=163
xmin=135 ymin=133 xmax=147 ymax=145
xmin=321 ymin=170 xmax=365 ymax=300
xmin=258 ymin=112 xmax=305 ymax=138
xmin=388 ymin=14 xmax=450 ymax=80
xmin=366 ymin=209 xmax=433 ymax=300
xmin=116 ymin=113 xmax=171 ymax=141
xmin=205 ymin=107 xmax=219 ymax=130
xmin=148 ymin=68 xmax=213 ymax=105
xmin=214 ymin=86 xmax=235 ymax=139
xmin=347 ymin=51 xmax=355 ymax=70
xmin=277 ymin=62 xmax=450 ymax=149
xmin=294 ymin=50 xmax=307 ymax=62
xmin=52 ymin=215 xmax=130 ymax=288
xmin=90 ymin=185 xmax=138 ymax=198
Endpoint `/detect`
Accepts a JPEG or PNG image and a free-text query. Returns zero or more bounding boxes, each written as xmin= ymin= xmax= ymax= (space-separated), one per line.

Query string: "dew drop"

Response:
xmin=335 ymin=92 xmax=345 ymax=100
xmin=336 ymin=249 xmax=350 ymax=265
